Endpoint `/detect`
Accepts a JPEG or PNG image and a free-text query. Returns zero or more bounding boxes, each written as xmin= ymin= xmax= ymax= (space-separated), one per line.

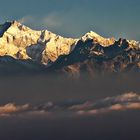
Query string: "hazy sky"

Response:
xmin=0 ymin=0 xmax=140 ymax=40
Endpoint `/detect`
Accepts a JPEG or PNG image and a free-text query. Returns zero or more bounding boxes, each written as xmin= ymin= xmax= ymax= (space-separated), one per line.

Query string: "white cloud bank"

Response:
xmin=0 ymin=92 xmax=140 ymax=118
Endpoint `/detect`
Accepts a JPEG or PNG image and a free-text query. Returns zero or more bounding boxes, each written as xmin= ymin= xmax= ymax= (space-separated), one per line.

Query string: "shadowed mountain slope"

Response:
xmin=0 ymin=21 xmax=140 ymax=76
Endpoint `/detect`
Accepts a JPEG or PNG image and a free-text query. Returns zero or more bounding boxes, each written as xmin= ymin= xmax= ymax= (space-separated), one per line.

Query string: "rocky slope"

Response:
xmin=0 ymin=20 xmax=140 ymax=76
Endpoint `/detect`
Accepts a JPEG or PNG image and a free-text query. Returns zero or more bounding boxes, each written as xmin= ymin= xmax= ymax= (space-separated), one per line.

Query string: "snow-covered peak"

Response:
xmin=82 ymin=31 xmax=102 ymax=40
xmin=0 ymin=20 xmax=139 ymax=67
xmin=0 ymin=21 xmax=76 ymax=63
xmin=82 ymin=31 xmax=115 ymax=46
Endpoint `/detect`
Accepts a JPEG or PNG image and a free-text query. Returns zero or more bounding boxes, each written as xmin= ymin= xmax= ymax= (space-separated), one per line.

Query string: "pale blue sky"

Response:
xmin=0 ymin=0 xmax=140 ymax=40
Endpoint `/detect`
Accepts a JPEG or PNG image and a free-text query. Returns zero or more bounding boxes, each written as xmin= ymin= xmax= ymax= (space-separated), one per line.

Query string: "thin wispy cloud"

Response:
xmin=18 ymin=13 xmax=64 ymax=31
xmin=42 ymin=13 xmax=63 ymax=28
xmin=18 ymin=15 xmax=35 ymax=24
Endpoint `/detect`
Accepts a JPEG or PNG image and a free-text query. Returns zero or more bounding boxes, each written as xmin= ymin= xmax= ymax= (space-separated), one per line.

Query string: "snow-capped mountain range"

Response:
xmin=0 ymin=20 xmax=140 ymax=76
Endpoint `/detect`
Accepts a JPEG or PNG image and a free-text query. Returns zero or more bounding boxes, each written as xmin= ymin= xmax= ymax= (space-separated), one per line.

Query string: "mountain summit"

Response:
xmin=0 ymin=21 xmax=140 ymax=76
